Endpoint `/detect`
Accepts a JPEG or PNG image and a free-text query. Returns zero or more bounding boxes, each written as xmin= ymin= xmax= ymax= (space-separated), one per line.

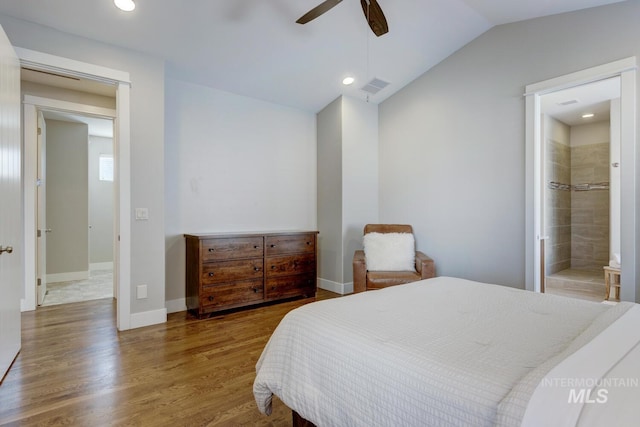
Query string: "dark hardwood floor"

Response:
xmin=0 ymin=290 xmax=339 ymax=426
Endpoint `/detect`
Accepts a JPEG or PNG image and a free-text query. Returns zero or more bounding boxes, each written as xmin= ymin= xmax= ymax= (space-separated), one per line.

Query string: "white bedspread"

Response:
xmin=520 ymin=304 xmax=640 ymax=427
xmin=253 ymin=277 xmax=634 ymax=426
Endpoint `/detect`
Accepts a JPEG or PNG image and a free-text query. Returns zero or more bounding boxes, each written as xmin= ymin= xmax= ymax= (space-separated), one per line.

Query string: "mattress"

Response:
xmin=253 ymin=276 xmax=636 ymax=426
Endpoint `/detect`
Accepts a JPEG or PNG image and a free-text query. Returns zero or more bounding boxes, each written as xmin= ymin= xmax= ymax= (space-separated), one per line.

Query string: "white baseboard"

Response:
xmin=165 ymin=298 xmax=187 ymax=314
xmin=130 ymin=307 xmax=167 ymax=329
xmin=47 ymin=270 xmax=89 ymax=283
xmin=90 ymin=262 xmax=113 ymax=271
xmin=318 ymin=278 xmax=353 ymax=295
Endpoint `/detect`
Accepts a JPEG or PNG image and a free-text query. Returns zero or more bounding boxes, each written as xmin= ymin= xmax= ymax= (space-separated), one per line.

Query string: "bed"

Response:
xmin=253 ymin=276 xmax=640 ymax=426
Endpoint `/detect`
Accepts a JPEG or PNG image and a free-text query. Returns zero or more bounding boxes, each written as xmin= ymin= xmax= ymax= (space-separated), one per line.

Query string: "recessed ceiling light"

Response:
xmin=114 ymin=0 xmax=135 ymax=12
xmin=582 ymin=113 xmax=595 ymax=119
xmin=342 ymin=76 xmax=355 ymax=86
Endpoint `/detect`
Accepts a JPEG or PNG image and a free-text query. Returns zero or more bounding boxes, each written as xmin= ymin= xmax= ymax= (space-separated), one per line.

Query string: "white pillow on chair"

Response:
xmin=363 ymin=232 xmax=415 ymax=271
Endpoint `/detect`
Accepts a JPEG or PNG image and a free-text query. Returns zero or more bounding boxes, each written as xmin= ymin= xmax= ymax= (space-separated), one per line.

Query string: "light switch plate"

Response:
xmin=135 ymin=208 xmax=149 ymax=220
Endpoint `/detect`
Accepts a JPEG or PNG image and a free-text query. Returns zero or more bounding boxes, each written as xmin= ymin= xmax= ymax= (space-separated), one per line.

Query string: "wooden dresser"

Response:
xmin=185 ymin=231 xmax=318 ymax=318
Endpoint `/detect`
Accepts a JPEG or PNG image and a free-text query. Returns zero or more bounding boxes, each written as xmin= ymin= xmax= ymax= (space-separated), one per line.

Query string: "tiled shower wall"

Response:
xmin=545 ymin=139 xmax=610 ymax=275
xmin=546 ymin=139 xmax=571 ymax=275
xmin=571 ymin=143 xmax=610 ymax=270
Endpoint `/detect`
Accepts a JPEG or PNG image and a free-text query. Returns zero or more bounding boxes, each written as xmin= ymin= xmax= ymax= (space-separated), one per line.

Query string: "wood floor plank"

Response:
xmin=0 ymin=290 xmax=339 ymax=426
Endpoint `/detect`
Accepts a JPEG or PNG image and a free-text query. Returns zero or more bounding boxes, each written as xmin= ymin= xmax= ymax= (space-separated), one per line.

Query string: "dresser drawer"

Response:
xmin=266 ymin=273 xmax=315 ymax=300
xmin=265 ymin=233 xmax=315 ymax=256
xmin=200 ymin=279 xmax=264 ymax=309
xmin=266 ymin=253 xmax=315 ymax=277
xmin=200 ymin=237 xmax=263 ymax=261
xmin=201 ymin=259 xmax=263 ymax=284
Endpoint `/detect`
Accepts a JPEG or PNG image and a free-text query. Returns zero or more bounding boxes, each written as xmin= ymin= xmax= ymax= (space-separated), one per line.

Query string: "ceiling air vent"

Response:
xmin=361 ymin=77 xmax=390 ymax=95
xmin=557 ymin=99 xmax=579 ymax=106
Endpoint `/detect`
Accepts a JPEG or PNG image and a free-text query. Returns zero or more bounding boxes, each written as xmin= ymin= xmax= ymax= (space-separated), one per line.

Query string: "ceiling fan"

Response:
xmin=296 ymin=0 xmax=389 ymax=37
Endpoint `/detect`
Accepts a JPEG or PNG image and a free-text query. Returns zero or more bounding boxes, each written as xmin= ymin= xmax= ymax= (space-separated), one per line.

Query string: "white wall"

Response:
xmin=45 ymin=120 xmax=89 ymax=279
xmin=341 ymin=97 xmax=379 ymax=284
xmin=378 ymin=1 xmax=640 ymax=292
xmin=22 ymin=80 xmax=115 ymax=109
xmin=610 ymin=99 xmax=621 ymax=261
xmin=0 ymin=14 xmax=166 ymax=318
xmin=316 ymin=96 xmax=378 ymax=293
xmin=88 ymin=135 xmax=114 ymax=266
xmin=164 ymin=78 xmax=316 ymax=310
xmin=570 ymin=121 xmax=610 ymax=147
xmin=545 ymin=115 xmax=570 ymax=146
xmin=317 ymin=98 xmax=343 ymax=286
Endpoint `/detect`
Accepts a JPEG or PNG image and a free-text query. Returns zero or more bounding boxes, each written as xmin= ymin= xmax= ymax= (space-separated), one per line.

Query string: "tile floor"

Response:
xmin=42 ymin=269 xmax=114 ymax=306
xmin=545 ymin=268 xmax=612 ymax=303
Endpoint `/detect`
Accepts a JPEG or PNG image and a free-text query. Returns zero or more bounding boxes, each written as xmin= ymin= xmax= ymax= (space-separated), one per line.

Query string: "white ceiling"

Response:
xmin=541 ymin=77 xmax=620 ymax=126
xmin=0 ymin=0 xmax=626 ymax=112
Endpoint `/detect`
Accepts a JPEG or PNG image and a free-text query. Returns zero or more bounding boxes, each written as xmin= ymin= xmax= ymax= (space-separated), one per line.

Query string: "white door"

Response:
xmin=36 ymin=111 xmax=47 ymax=305
xmin=0 ymin=24 xmax=23 ymax=380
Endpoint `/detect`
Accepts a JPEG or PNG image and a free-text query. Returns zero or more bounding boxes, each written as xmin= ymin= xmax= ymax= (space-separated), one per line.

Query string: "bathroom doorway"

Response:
xmin=526 ymin=58 xmax=637 ymax=304
xmin=540 ymin=77 xmax=620 ymax=302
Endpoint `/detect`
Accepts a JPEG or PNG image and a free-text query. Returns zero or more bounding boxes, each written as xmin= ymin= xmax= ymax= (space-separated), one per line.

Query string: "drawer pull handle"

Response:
xmin=208 ymin=248 xmax=215 ymax=252
xmin=208 ymin=296 xmax=214 ymax=302
xmin=254 ymin=245 xmax=259 ymax=249
xmin=252 ymin=288 xmax=259 ymax=293
xmin=208 ymin=272 xmax=214 ymax=277
xmin=271 ymin=265 xmax=276 ymax=269
xmin=270 ymin=244 xmax=276 ymax=248
xmin=306 ymin=241 xmax=311 ymax=245
xmin=254 ymin=267 xmax=261 ymax=272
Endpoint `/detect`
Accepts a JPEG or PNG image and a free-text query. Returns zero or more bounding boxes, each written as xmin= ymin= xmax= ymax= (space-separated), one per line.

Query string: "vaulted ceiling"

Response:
xmin=0 ymin=0 xmax=626 ymax=111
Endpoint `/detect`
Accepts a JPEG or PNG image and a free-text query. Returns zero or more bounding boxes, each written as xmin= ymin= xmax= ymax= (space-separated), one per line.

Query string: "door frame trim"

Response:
xmin=524 ymin=57 xmax=637 ymax=302
xmin=18 ymin=48 xmax=133 ymax=330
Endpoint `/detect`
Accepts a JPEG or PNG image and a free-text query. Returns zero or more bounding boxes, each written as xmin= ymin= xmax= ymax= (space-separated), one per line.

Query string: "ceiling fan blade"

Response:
xmin=296 ymin=0 xmax=343 ymax=24
xmin=361 ymin=0 xmax=389 ymax=37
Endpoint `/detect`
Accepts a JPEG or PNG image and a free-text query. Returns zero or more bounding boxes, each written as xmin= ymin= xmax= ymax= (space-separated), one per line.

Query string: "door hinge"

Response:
xmin=37 ymin=278 xmax=42 ymax=287
xmin=37 ymin=127 xmax=42 ymax=136
xmin=37 ymin=229 xmax=42 ymax=237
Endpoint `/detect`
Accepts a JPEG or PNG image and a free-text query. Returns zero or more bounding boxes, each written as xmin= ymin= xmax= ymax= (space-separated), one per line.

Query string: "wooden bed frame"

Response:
xmin=293 ymin=411 xmax=316 ymax=427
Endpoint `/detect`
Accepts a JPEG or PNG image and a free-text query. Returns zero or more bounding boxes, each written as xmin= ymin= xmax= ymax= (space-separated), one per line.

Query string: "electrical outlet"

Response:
xmin=135 ymin=208 xmax=149 ymax=220
xmin=137 ymin=284 xmax=148 ymax=299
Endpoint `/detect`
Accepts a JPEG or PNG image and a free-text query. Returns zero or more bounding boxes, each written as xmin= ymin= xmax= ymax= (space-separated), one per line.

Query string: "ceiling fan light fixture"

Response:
xmin=342 ymin=76 xmax=355 ymax=85
xmin=114 ymin=0 xmax=135 ymax=12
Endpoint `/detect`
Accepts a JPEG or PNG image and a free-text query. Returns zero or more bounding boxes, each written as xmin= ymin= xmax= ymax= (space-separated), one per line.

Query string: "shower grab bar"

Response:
xmin=548 ymin=181 xmax=609 ymax=191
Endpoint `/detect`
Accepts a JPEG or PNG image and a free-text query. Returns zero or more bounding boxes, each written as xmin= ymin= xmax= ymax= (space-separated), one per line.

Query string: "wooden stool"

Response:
xmin=603 ymin=266 xmax=621 ymax=300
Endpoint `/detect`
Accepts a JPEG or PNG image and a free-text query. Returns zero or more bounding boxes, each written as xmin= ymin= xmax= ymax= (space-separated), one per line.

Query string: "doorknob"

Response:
xmin=0 ymin=246 xmax=13 ymax=255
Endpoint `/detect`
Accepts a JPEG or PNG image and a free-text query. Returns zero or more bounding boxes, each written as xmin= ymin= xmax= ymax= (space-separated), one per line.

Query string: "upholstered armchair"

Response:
xmin=353 ymin=224 xmax=435 ymax=293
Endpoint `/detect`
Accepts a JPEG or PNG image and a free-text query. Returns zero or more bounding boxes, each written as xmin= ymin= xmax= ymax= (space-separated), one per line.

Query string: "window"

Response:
xmin=99 ymin=154 xmax=114 ymax=181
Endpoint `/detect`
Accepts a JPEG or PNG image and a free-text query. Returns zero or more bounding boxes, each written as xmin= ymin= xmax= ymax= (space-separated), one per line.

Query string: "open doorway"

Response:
xmin=17 ymin=47 xmax=133 ymax=330
xmin=37 ymin=110 xmax=115 ymax=307
xmin=20 ymin=65 xmax=122 ymax=312
xmin=525 ymin=57 xmax=637 ymax=303
xmin=539 ymin=78 xmax=620 ymax=303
